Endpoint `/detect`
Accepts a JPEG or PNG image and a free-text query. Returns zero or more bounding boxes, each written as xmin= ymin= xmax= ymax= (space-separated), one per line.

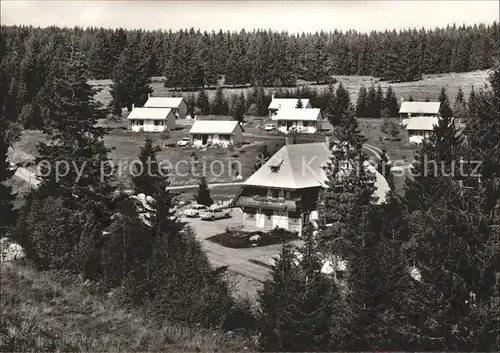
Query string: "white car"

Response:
xmin=177 ymin=137 xmax=191 ymax=147
xmin=183 ymin=204 xmax=208 ymax=217
xmin=264 ymin=123 xmax=277 ymax=131
xmin=200 ymin=208 xmax=231 ymax=221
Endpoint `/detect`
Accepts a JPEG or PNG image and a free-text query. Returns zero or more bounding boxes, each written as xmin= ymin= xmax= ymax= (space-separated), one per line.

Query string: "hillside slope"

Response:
xmin=0 ymin=263 xmax=250 ymax=352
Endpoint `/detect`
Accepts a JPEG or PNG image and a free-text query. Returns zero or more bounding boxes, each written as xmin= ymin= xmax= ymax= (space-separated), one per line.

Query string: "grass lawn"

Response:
xmin=208 ymin=228 xmax=299 ymax=249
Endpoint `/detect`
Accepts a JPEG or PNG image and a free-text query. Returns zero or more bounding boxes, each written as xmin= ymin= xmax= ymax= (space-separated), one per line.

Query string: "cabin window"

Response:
xmin=288 ymin=211 xmax=300 ymax=222
xmin=154 ymin=120 xmax=163 ymax=126
xmin=245 ymin=208 xmax=256 ymax=219
xmin=303 ymin=121 xmax=309 ymax=127
xmin=264 ymin=209 xmax=273 ymax=219
xmin=138 ymin=120 xmax=144 ymax=125
xmin=219 ymin=134 xmax=231 ymax=141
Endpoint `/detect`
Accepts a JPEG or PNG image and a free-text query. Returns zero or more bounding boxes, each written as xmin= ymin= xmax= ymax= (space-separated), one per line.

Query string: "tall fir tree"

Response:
xmin=232 ymin=92 xmax=246 ymax=123
xmin=453 ymin=87 xmax=467 ymax=123
xmin=109 ymin=37 xmax=153 ymax=111
xmin=374 ymin=84 xmax=384 ymax=119
xmin=355 ymin=85 xmax=368 ymax=118
xmin=196 ymin=88 xmax=210 ymax=115
xmin=467 ymin=85 xmax=478 ymax=120
xmin=438 ymin=86 xmax=453 ymax=118
xmin=365 ymin=83 xmax=376 ymax=118
xmin=384 ymin=85 xmax=400 ymax=118
xmin=330 ymin=82 xmax=351 ymax=126
xmin=36 ymin=46 xmax=113 ymax=200
xmin=295 ymin=98 xmax=304 ymax=108
xmin=132 ymin=136 xmax=163 ymax=197
xmin=210 ymin=86 xmax=229 ymax=115
xmin=334 ymin=106 xmax=367 ymax=150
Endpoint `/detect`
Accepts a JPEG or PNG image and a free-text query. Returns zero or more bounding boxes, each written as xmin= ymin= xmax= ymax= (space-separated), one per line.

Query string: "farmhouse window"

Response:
xmin=220 ymin=134 xmax=230 ymax=141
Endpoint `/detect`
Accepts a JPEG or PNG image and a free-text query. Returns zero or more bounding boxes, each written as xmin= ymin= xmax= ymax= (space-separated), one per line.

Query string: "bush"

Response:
xmin=207 ymin=228 xmax=298 ymax=249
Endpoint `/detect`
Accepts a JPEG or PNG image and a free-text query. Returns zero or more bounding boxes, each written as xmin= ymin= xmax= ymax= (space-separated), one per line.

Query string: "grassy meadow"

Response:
xmin=0 ymin=262 xmax=249 ymax=352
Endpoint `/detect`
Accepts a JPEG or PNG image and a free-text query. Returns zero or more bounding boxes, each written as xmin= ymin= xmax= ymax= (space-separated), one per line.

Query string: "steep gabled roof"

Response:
xmin=268 ymin=98 xmax=310 ymax=110
xmin=241 ymin=142 xmax=389 ymax=204
xmin=144 ymin=97 xmax=185 ymax=108
xmin=244 ymin=143 xmax=331 ymax=189
xmin=127 ymin=108 xmax=173 ymax=120
xmin=272 ymin=108 xmax=322 ymax=121
xmin=399 ymin=101 xmax=441 ymax=114
xmin=405 ymin=116 xmax=440 ymax=131
xmin=189 ymin=120 xmax=243 ymax=134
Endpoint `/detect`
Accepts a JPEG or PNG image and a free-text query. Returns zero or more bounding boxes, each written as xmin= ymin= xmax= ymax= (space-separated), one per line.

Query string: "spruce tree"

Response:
xmin=295 ymin=98 xmax=303 ymax=108
xmin=196 ymin=177 xmax=213 ymax=206
xmin=232 ymin=92 xmax=245 ymax=123
xmin=318 ymin=142 xmax=375 ymax=251
xmin=438 ymin=86 xmax=453 ymax=118
xmin=186 ymin=92 xmax=196 ymax=118
xmin=374 ymin=84 xmax=384 ymax=119
xmin=196 ymin=88 xmax=210 ymax=115
xmin=468 ymin=85 xmax=477 ymax=119
xmin=0 ymin=32 xmax=17 ymax=232
xmin=355 ymin=85 xmax=368 ymax=118
xmin=210 ymin=86 xmax=229 ymax=115
xmin=258 ymin=242 xmax=299 ymax=351
xmin=36 ymin=47 xmax=113 ymax=199
xmin=334 ymin=106 xmax=367 ymax=150
xmin=110 ymin=38 xmax=153 ymax=111
xmin=365 ymin=83 xmax=376 ymax=118
xmin=0 ymin=133 xmax=16 ymax=233
xmin=384 ymin=85 xmax=400 ymax=118
xmin=453 ymin=87 xmax=467 ymax=123
xmin=132 ymin=136 xmax=163 ymax=197
xmin=330 ymin=82 xmax=351 ymax=125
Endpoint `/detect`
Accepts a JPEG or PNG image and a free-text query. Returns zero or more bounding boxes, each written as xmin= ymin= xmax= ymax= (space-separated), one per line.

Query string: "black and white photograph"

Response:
xmin=0 ymin=0 xmax=499 ymax=351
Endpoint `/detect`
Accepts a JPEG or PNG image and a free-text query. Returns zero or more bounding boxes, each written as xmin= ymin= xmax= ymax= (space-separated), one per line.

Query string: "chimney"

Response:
xmin=272 ymin=94 xmax=274 ymax=100
xmin=148 ymin=93 xmax=151 ymax=99
xmin=278 ymin=103 xmax=281 ymax=110
xmin=401 ymin=97 xmax=404 ymax=103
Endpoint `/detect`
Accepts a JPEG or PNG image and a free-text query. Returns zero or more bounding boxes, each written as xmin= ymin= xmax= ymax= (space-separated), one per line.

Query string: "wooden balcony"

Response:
xmin=234 ymin=195 xmax=301 ymax=211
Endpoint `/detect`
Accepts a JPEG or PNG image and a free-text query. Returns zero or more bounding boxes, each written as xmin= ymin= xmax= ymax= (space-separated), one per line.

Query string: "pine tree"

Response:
xmin=210 ymin=86 xmax=229 ymax=115
xmin=438 ymin=86 xmax=453 ymax=118
xmin=0 ymin=134 xmax=16 ymax=233
xmin=196 ymin=177 xmax=213 ymax=206
xmin=453 ymin=87 xmax=467 ymax=123
xmin=132 ymin=136 xmax=163 ymax=198
xmin=355 ymin=85 xmax=368 ymax=118
xmin=365 ymin=83 xmax=376 ymax=118
xmin=110 ymin=38 xmax=153 ymax=111
xmin=258 ymin=236 xmax=343 ymax=352
xmin=330 ymin=82 xmax=351 ymax=126
xmin=186 ymin=92 xmax=196 ymax=118
xmin=384 ymin=85 xmax=400 ymax=118
xmin=334 ymin=106 xmax=367 ymax=150
xmin=36 ymin=46 xmax=113 ymax=199
xmin=318 ymin=143 xmax=375 ymax=251
xmin=374 ymin=84 xmax=384 ymax=119
xmin=295 ymin=98 xmax=303 ymax=108
xmin=232 ymin=92 xmax=245 ymax=123
xmin=258 ymin=242 xmax=298 ymax=351
xmin=468 ymin=85 xmax=478 ymax=119
xmin=0 ymin=31 xmax=17 ymax=232
xmin=196 ymin=88 xmax=210 ymax=115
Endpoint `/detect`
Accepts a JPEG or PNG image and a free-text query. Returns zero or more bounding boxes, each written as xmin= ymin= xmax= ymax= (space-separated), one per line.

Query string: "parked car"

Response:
xmin=177 ymin=137 xmax=191 ymax=147
xmin=183 ymin=204 xmax=209 ymax=217
xmin=264 ymin=123 xmax=277 ymax=131
xmin=200 ymin=208 xmax=231 ymax=221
